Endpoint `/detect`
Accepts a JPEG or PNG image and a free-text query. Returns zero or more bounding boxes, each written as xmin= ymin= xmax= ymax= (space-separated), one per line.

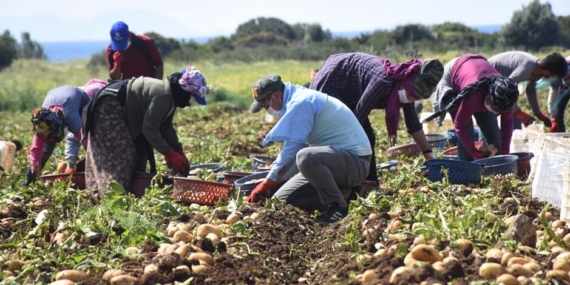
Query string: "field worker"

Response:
xmin=488 ymin=51 xmax=568 ymax=129
xmin=23 ymin=79 xmax=107 ymax=185
xmin=546 ymin=57 xmax=570 ymax=132
xmin=425 ymin=54 xmax=519 ymax=161
xmin=309 ymin=52 xmax=443 ymax=187
xmin=247 ymin=74 xmax=372 ymax=224
xmin=82 ymin=67 xmax=210 ymax=199
xmin=106 ymin=21 xmax=164 ymax=80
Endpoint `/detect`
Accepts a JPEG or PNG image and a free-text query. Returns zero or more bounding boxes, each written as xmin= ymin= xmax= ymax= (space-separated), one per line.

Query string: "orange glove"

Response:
xmin=549 ymin=119 xmax=560 ymax=133
xmin=247 ymin=181 xmax=271 ymax=203
xmin=113 ymin=52 xmax=124 ymax=68
xmin=534 ymin=113 xmax=552 ymax=128
xmin=513 ymin=110 xmax=535 ymax=126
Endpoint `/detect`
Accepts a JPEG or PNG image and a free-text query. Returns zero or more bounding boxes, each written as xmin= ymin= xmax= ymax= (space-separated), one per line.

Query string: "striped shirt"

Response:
xmin=309 ymin=52 xmax=422 ymax=133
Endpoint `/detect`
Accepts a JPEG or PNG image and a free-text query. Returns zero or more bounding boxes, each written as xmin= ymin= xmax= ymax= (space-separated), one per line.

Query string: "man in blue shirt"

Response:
xmin=247 ymin=74 xmax=372 ymax=224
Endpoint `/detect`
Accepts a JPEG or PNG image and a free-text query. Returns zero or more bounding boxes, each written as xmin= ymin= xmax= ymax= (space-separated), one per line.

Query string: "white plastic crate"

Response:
xmin=532 ymin=149 xmax=570 ymax=208
xmin=560 ymin=165 xmax=570 ymax=223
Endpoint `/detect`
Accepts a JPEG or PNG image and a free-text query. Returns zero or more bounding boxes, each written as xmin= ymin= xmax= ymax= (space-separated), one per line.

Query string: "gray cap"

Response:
xmin=249 ymin=74 xmax=284 ymax=113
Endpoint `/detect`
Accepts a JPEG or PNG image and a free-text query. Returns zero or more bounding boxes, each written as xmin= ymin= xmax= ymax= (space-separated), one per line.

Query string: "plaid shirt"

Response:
xmin=309 ymin=53 xmax=422 ymax=133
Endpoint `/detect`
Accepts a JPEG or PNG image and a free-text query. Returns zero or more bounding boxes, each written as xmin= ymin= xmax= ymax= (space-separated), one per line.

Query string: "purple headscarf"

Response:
xmin=379 ymin=58 xmax=422 ymax=141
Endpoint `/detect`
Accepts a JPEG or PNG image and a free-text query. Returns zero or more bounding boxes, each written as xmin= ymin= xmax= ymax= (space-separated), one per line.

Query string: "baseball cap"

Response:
xmin=110 ymin=21 xmax=130 ymax=51
xmin=413 ymin=58 xmax=444 ymax=99
xmin=249 ymin=74 xmax=284 ymax=113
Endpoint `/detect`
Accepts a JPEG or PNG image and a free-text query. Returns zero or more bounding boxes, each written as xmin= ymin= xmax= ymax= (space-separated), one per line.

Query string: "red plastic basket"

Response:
xmin=41 ymin=172 xmax=86 ymax=189
xmin=386 ymin=143 xmax=421 ymax=159
xmin=172 ymin=177 xmax=233 ymax=205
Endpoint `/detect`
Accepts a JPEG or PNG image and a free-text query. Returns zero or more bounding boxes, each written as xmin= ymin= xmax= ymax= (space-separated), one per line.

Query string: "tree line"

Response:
xmin=0 ymin=0 xmax=568 ymax=71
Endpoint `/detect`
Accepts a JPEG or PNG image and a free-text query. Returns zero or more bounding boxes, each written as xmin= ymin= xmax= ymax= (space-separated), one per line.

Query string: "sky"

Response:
xmin=1 ymin=0 xmax=569 ymax=42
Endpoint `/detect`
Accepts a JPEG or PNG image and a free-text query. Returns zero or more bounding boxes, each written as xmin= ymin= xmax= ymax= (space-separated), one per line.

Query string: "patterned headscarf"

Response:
xmin=179 ymin=66 xmax=211 ymax=105
xmin=31 ymin=106 xmax=65 ymax=141
xmin=80 ymin=79 xmax=107 ymax=98
xmin=423 ymin=76 xmax=518 ymax=123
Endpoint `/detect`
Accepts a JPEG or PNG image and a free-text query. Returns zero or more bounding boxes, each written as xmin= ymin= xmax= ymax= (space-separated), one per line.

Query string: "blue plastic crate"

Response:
xmin=424 ymin=159 xmax=484 ymax=185
xmin=426 ymin=133 xmax=449 ymax=152
xmin=474 ymin=155 xmax=518 ymax=176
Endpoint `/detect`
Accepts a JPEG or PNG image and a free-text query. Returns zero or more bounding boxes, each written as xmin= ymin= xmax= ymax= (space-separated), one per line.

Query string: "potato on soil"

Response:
xmin=495 ymin=274 xmax=518 ymax=285
xmin=226 ymin=213 xmax=241 ymax=225
xmin=389 ymin=266 xmax=413 ymax=283
xmin=546 ymin=270 xmax=570 ymax=281
xmin=485 ymin=248 xmax=503 ymax=260
xmin=6 ymin=259 xmax=24 ymax=272
xmin=192 ymin=264 xmax=209 ymax=274
xmin=55 ymin=269 xmax=89 ymax=282
xmin=188 ymin=252 xmax=214 ymax=266
xmin=173 ymin=230 xmax=194 ymax=243
xmin=102 ymin=269 xmax=125 ymax=281
xmin=411 ymin=244 xmax=442 ymax=263
xmin=361 ymin=269 xmax=377 ymax=283
xmin=49 ymin=280 xmax=74 ymax=285
xmin=507 ymin=264 xmax=533 ymax=277
xmin=196 ymin=224 xmax=222 ymax=239
xmin=479 ymin=263 xmax=503 ymax=279
xmin=110 ymin=274 xmax=137 ymax=285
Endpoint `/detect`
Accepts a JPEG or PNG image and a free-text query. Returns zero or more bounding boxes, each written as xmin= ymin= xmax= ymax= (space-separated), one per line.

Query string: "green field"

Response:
xmin=0 ymin=57 xmax=567 ymax=285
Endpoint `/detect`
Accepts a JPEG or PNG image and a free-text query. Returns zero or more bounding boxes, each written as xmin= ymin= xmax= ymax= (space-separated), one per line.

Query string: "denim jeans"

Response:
xmin=450 ymin=111 xmax=502 ymax=161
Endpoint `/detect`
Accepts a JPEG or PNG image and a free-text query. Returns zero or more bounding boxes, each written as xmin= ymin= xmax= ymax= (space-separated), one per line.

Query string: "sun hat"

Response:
xmin=110 ymin=21 xmax=130 ymax=51
xmin=249 ymin=74 xmax=284 ymax=113
xmin=413 ymin=58 xmax=444 ymax=99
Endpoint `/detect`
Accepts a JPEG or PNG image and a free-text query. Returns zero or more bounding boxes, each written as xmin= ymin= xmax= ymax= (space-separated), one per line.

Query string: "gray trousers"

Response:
xmin=272 ymin=146 xmax=370 ymax=212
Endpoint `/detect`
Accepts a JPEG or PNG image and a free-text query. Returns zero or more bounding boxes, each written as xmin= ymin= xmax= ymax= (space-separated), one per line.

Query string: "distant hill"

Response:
xmin=332 ymin=24 xmax=502 ymax=39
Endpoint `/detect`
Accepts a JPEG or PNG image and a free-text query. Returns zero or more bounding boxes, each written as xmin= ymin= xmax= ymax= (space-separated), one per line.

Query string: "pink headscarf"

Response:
xmin=380 ymin=58 xmax=422 ymax=142
xmin=179 ymin=67 xmax=211 ymax=96
xmin=80 ymin=79 xmax=107 ymax=98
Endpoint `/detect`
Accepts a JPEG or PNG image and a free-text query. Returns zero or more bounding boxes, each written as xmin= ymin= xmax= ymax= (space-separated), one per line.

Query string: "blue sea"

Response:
xmin=41 ymin=26 xmax=501 ymax=63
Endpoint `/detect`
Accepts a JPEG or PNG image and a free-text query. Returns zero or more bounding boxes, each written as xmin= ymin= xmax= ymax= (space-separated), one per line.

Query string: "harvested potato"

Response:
xmin=432 ymin=261 xmax=445 ymax=273
xmin=110 ymin=274 xmax=138 ymax=285
xmin=508 ymin=264 xmax=533 ymax=277
xmin=175 ymin=243 xmax=188 ymax=258
xmin=389 ymin=267 xmax=413 ymax=283
xmin=144 ymin=264 xmax=159 ymax=274
xmin=6 ymin=259 xmax=24 ymax=272
xmin=552 ymin=257 xmax=570 ymax=271
xmin=501 ymin=252 xmax=514 ymax=266
xmin=546 ymin=270 xmax=570 ymax=281
xmin=55 ymin=270 xmax=89 ymax=282
xmin=479 ymin=263 xmax=503 ymax=279
xmin=192 ymin=264 xmax=209 ymax=274
xmin=495 ymin=274 xmax=518 ymax=285
xmin=507 ymin=257 xmax=530 ymax=267
xmin=361 ymin=269 xmax=377 ymax=283
xmin=173 ymin=230 xmax=194 ymax=243
xmin=411 ymin=244 xmax=442 ymax=263
xmin=250 ymin=212 xmax=261 ymax=221
xmin=206 ymin=232 xmax=220 ymax=244
xmin=57 ymin=161 xmax=67 ymax=174
xmin=102 ymin=269 xmax=125 ymax=281
xmin=485 ymin=248 xmax=503 ymax=260
xmin=196 ymin=224 xmax=222 ymax=239
xmin=226 ymin=213 xmax=241 ymax=225
xmin=188 ymin=252 xmax=214 ymax=266
xmin=49 ymin=280 xmax=74 ymax=285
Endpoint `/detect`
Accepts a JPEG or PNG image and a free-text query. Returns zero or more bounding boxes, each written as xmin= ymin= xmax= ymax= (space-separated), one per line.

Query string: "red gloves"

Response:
xmin=113 ymin=52 xmax=124 ymax=68
xmin=165 ymin=148 xmax=190 ymax=176
xmin=534 ymin=113 xmax=552 ymax=128
xmin=247 ymin=181 xmax=271 ymax=203
xmin=513 ymin=110 xmax=535 ymax=126
xmin=549 ymin=119 xmax=560 ymax=133
xmin=472 ymin=150 xmax=489 ymax=159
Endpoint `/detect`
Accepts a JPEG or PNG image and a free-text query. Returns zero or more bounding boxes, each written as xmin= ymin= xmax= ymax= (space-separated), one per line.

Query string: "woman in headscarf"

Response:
xmin=23 ymin=79 xmax=107 ymax=185
xmin=82 ymin=67 xmax=210 ymax=199
xmin=425 ymin=54 xmax=520 ymax=161
xmin=309 ymin=53 xmax=443 ymax=188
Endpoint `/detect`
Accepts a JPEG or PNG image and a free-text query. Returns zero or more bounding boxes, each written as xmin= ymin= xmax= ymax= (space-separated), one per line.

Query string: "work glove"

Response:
xmin=22 ymin=167 xmax=36 ymax=186
xmin=64 ymin=159 xmax=76 ymax=174
xmin=513 ymin=110 xmax=535 ymax=127
xmin=113 ymin=52 xmax=124 ymax=68
xmin=165 ymin=148 xmax=190 ymax=176
xmin=534 ymin=113 xmax=552 ymax=128
xmin=549 ymin=118 xmax=560 ymax=133
xmin=472 ymin=150 xmax=489 ymax=160
xmin=247 ymin=181 xmax=271 ymax=203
